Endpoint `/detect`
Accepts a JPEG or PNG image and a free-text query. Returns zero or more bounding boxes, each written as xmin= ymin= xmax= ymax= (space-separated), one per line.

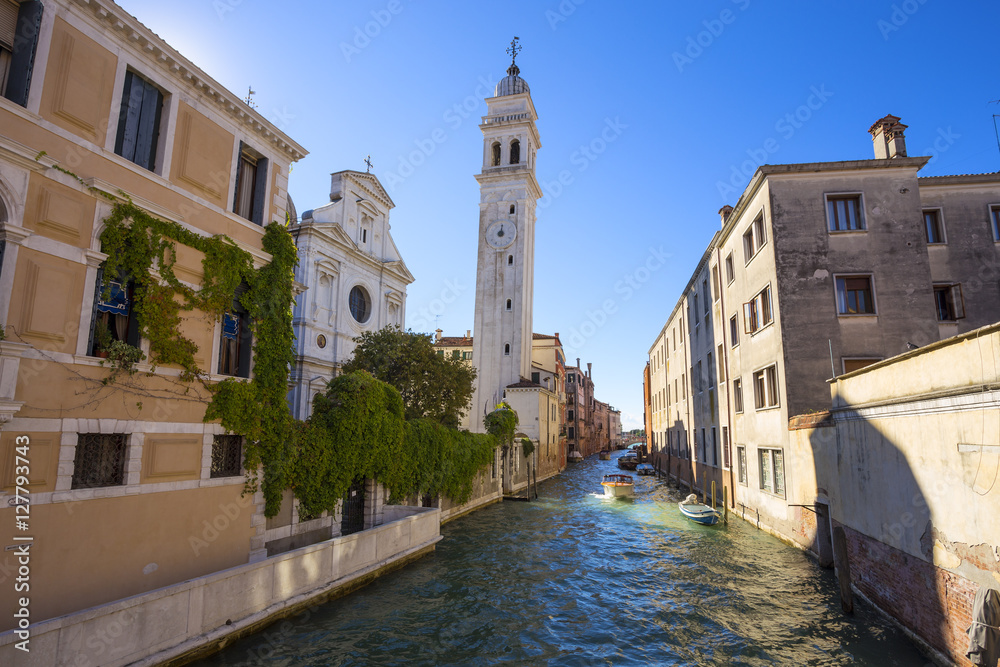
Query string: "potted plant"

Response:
xmin=94 ymin=319 xmax=112 ymax=358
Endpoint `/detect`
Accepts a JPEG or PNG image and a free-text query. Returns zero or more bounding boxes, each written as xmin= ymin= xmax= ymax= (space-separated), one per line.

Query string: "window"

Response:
xmin=568 ymin=409 xmax=574 ymax=420
xmin=933 ymin=283 xmax=965 ymax=321
xmin=491 ymin=142 xmax=501 ymax=166
xmin=729 ymin=315 xmax=739 ymax=348
xmin=508 ymin=255 xmax=513 ymax=265
xmin=733 ymin=377 xmax=744 ymax=413
xmin=743 ymin=213 xmax=767 ymax=263
xmin=924 ymin=209 xmax=945 ymax=244
xmin=510 ymin=139 xmax=520 ymax=164
xmin=504 ymin=343 xmax=510 ymax=356
xmin=991 ymin=205 xmax=1000 ymax=241
xmin=233 ymin=143 xmax=269 ymax=225
xmin=711 ymin=428 xmax=718 ymax=466
xmin=725 ymin=253 xmax=735 ymax=284
xmin=219 ymin=284 xmax=252 ymax=378
xmin=835 ymin=275 xmax=875 ymax=315
xmin=759 ymin=448 xmax=785 ymax=496
xmin=568 ymin=426 xmax=575 ymax=439
xmin=72 ymin=434 xmax=127 ymax=489
xmin=712 ymin=265 xmax=720 ymax=301
xmin=702 ymin=278 xmax=710 ymax=315
xmin=717 ymin=344 xmax=725 ymax=382
xmin=436 ymin=350 xmax=444 ymax=357
xmin=743 ymin=285 xmax=773 ymax=334
xmin=349 ymin=285 xmax=371 ymax=323
xmin=568 ymin=374 xmax=575 ymax=383
xmin=695 ymin=361 xmax=702 ymax=393
xmin=707 ymin=353 xmax=715 ymax=387
xmin=509 ymin=204 xmax=516 ymax=214
xmin=506 ymin=298 xmax=512 ymax=311
xmin=361 ymin=228 xmax=368 ymax=244
xmin=114 ymin=70 xmax=163 ymax=171
xmin=211 ymin=435 xmax=243 ymax=478
xmin=0 ymin=0 xmax=41 ymax=107
xmin=531 ymin=372 xmax=540 ymax=384
xmin=700 ymin=428 xmax=706 ymax=461
xmin=89 ymin=265 xmax=140 ymax=356
xmin=692 ymin=293 xmax=699 ymax=323
xmin=737 ymin=445 xmax=747 ymax=484
xmin=753 ymin=365 xmax=779 ymax=410
xmin=462 ymin=351 xmax=472 ymax=360
xmin=842 ymin=358 xmax=881 ymax=374
xmin=827 ymin=194 xmax=864 ymax=231
xmin=451 ymin=350 xmax=461 ymax=359
xmin=722 ymin=426 xmax=731 ymax=469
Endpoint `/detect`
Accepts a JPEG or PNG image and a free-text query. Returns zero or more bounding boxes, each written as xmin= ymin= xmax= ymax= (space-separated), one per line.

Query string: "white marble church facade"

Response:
xmin=288 ymin=170 xmax=414 ymax=420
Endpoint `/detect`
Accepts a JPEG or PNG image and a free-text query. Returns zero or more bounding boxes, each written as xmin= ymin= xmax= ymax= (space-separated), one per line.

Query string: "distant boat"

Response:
xmin=599 ymin=450 xmax=611 ymax=460
xmin=678 ymin=494 xmax=722 ymax=525
xmin=601 ymin=474 xmax=635 ymax=499
xmin=636 ymin=463 xmax=655 ymax=476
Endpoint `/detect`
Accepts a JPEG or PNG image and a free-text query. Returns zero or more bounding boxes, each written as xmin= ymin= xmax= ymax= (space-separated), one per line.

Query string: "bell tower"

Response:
xmin=470 ymin=38 xmax=542 ymax=432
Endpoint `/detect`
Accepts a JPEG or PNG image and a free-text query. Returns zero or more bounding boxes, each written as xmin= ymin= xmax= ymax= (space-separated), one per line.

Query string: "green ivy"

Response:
xmin=521 ymin=437 xmax=535 ymax=458
xmin=485 ymin=405 xmax=518 ymax=448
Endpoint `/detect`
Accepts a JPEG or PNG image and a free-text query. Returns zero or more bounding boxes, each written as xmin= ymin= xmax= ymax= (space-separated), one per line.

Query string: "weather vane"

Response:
xmin=506 ymin=36 xmax=521 ymax=68
xmin=364 ymin=155 xmax=374 ymax=173
xmin=244 ymin=86 xmax=257 ymax=109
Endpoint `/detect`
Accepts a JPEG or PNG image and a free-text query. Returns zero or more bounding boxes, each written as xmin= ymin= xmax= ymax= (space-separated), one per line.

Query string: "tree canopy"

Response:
xmin=342 ymin=326 xmax=477 ymax=428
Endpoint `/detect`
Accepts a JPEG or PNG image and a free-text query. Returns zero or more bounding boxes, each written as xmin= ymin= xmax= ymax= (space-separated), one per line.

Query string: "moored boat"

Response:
xmin=601 ymin=474 xmax=635 ymax=498
xmin=617 ymin=454 xmax=637 ymax=470
xmin=678 ymin=494 xmax=722 ymax=525
xmin=599 ymin=450 xmax=611 ymax=460
xmin=636 ymin=463 xmax=655 ymax=476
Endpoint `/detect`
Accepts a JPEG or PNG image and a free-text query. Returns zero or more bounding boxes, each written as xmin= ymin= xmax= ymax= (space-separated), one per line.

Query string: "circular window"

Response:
xmin=349 ymin=286 xmax=371 ymax=323
xmin=316 ymin=334 xmax=327 ymax=349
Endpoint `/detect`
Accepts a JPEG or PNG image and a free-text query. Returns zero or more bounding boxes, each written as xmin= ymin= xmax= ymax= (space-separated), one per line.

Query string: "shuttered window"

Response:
xmin=233 ymin=143 xmax=269 ymax=225
xmin=2 ymin=0 xmax=42 ymax=107
xmin=114 ymin=71 xmax=163 ymax=171
xmin=0 ymin=0 xmax=16 ymax=93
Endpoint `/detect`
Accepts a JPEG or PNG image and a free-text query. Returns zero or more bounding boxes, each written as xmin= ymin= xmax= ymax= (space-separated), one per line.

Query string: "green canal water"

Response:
xmin=193 ymin=453 xmax=931 ymax=666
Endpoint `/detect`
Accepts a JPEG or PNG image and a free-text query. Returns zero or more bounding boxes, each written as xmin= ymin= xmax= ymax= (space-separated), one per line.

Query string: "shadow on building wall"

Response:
xmin=807 ymin=399 xmax=957 ymax=665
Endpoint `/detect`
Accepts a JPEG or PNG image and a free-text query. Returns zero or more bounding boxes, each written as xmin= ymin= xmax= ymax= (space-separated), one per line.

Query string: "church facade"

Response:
xmin=288 ymin=170 xmax=413 ymax=420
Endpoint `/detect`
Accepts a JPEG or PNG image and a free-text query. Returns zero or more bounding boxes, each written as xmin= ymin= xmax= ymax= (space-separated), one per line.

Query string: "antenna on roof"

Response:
xmin=244 ymin=86 xmax=257 ymax=109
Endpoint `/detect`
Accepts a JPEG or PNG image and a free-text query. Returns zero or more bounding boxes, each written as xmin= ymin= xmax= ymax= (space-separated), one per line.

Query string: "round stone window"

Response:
xmin=349 ymin=286 xmax=371 ymax=323
xmin=316 ymin=334 xmax=327 ymax=349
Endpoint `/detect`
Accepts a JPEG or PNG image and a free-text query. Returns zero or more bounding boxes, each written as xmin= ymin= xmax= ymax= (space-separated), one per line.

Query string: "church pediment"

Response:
xmin=331 ymin=170 xmax=395 ymax=211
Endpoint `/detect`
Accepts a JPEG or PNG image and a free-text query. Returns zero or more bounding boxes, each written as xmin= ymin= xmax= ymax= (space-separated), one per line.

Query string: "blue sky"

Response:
xmin=118 ymin=0 xmax=1000 ymax=429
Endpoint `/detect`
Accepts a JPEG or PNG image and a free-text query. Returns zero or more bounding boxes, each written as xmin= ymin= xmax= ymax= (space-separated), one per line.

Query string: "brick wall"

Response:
xmin=843 ymin=524 xmax=975 ymax=666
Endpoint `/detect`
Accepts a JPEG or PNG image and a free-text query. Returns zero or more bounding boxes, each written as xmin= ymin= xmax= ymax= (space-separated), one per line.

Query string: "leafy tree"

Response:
xmin=342 ymin=326 xmax=476 ymax=428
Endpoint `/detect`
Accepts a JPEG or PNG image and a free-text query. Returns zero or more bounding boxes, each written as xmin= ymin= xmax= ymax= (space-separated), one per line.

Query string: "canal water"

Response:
xmin=193 ymin=453 xmax=931 ymax=666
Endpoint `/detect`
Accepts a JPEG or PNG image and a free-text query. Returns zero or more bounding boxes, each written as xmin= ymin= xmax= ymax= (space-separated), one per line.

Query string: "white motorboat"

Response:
xmin=601 ymin=473 xmax=635 ymax=499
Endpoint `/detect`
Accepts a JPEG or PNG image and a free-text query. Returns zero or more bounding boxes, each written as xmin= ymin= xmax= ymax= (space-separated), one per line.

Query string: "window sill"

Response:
xmin=754 ymin=405 xmax=781 ymax=412
xmin=748 ymin=321 xmax=775 ymax=336
xmin=836 ymin=313 xmax=878 ymax=319
xmin=758 ymin=489 xmax=787 ymax=499
xmin=828 ymin=229 xmax=868 ymax=235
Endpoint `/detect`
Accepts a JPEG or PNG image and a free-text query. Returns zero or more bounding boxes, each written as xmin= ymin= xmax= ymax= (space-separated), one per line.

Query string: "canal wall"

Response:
xmin=729 ymin=326 xmax=1000 ymax=667
xmin=0 ymin=505 xmax=442 ymax=667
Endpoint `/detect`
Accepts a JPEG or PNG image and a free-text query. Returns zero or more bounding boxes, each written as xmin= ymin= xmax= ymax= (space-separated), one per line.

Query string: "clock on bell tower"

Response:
xmin=469 ymin=38 xmax=543 ymax=432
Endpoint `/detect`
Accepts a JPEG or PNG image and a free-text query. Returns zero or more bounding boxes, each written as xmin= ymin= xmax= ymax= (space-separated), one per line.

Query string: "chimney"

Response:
xmin=576 ymin=357 xmax=580 ymax=369
xmin=718 ymin=205 xmax=734 ymax=227
xmin=587 ymin=362 xmax=592 ymax=379
xmin=434 ymin=328 xmax=442 ymax=343
xmin=466 ymin=329 xmax=471 ymax=339
xmin=869 ymin=114 xmax=907 ymax=159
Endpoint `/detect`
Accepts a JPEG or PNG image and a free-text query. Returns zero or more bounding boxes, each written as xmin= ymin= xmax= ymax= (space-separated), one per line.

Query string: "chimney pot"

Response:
xmin=466 ymin=329 xmax=471 ymax=338
xmin=435 ymin=328 xmax=443 ymax=342
xmin=869 ymin=114 xmax=906 ymax=159
xmin=718 ymin=205 xmax=734 ymax=227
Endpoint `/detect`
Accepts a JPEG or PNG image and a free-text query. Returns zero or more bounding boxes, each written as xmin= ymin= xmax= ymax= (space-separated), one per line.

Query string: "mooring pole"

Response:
xmin=833 ymin=526 xmax=854 ymax=614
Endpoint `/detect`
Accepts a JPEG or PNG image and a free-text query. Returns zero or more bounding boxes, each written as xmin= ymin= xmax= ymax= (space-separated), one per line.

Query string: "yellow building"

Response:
xmin=0 ymin=0 xmax=305 ymax=634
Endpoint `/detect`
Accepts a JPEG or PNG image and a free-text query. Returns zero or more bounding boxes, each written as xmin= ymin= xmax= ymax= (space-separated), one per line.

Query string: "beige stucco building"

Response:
xmin=648 ymin=114 xmax=1000 ymax=525
xmin=0 ymin=0 xmax=308 ymax=634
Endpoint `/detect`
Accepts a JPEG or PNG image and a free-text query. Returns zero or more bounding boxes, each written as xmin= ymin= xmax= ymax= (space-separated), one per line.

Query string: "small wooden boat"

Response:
xmin=678 ymin=494 xmax=721 ymax=525
xmin=599 ymin=450 xmax=611 ymax=460
xmin=636 ymin=463 xmax=655 ymax=476
xmin=617 ymin=454 xmax=637 ymax=471
xmin=601 ymin=474 xmax=635 ymax=498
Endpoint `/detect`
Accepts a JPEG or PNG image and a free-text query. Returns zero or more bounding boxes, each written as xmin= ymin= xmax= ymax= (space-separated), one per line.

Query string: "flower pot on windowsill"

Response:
xmin=96 ymin=350 xmax=109 ymax=359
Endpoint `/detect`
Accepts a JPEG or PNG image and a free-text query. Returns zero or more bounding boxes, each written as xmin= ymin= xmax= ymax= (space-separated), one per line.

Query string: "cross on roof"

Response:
xmin=506 ymin=36 xmax=521 ymax=67
xmin=364 ymin=155 xmax=374 ymax=173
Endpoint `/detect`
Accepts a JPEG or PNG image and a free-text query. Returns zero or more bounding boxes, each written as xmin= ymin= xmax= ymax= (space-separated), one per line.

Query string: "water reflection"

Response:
xmin=192 ymin=454 xmax=929 ymax=666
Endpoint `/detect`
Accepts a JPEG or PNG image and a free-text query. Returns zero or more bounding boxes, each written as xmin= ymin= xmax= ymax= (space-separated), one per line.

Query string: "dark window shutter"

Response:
xmin=232 ymin=142 xmax=246 ymax=213
xmin=87 ymin=266 xmax=105 ymax=356
xmin=114 ymin=71 xmax=137 ymax=158
xmin=237 ymin=316 xmax=252 ymax=378
xmin=125 ymin=282 xmax=141 ymax=347
xmin=3 ymin=1 xmax=42 ymax=107
xmin=133 ymin=78 xmax=162 ymax=170
xmin=251 ymin=156 xmax=268 ymax=225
